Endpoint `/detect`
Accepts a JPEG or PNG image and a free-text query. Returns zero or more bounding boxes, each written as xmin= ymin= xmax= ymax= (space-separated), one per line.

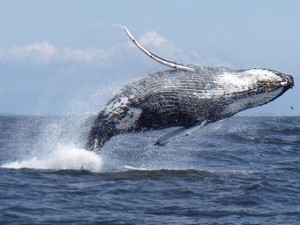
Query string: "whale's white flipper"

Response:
xmin=123 ymin=26 xmax=195 ymax=72
xmin=154 ymin=120 xmax=208 ymax=146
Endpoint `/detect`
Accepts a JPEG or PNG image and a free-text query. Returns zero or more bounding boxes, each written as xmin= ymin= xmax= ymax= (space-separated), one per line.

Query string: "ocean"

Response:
xmin=0 ymin=115 xmax=299 ymax=224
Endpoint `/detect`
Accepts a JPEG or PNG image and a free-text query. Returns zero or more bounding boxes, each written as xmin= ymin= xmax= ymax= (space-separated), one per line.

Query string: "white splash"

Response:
xmin=2 ymin=144 xmax=104 ymax=172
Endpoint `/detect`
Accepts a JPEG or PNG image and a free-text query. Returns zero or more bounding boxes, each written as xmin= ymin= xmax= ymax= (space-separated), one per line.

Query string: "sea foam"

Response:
xmin=2 ymin=144 xmax=104 ymax=172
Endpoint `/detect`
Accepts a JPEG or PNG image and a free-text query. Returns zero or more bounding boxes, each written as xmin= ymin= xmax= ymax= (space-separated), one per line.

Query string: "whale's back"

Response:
xmin=113 ymin=68 xmax=233 ymax=128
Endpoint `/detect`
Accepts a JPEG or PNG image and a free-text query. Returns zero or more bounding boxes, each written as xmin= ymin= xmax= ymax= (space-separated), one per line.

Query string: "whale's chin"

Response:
xmin=223 ymin=87 xmax=286 ymax=116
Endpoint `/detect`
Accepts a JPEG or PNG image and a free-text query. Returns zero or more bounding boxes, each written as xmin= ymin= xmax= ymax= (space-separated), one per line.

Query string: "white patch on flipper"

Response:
xmin=115 ymin=107 xmax=142 ymax=130
xmin=123 ymin=26 xmax=195 ymax=72
xmin=155 ymin=120 xmax=208 ymax=146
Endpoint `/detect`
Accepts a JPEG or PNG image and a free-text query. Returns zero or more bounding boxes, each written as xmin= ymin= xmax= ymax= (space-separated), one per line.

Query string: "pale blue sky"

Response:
xmin=0 ymin=0 xmax=299 ymax=115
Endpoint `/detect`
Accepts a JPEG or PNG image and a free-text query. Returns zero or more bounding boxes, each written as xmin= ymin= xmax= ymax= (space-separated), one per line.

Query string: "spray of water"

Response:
xmin=3 ymin=144 xmax=103 ymax=172
xmin=2 ymin=114 xmax=109 ymax=172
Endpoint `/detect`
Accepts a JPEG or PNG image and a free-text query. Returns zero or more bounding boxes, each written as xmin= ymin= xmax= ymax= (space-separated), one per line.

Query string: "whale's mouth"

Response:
xmin=252 ymin=69 xmax=294 ymax=93
xmin=222 ymin=73 xmax=294 ymax=116
xmin=222 ymin=87 xmax=285 ymax=116
xmin=266 ymin=72 xmax=294 ymax=100
xmin=260 ymin=73 xmax=294 ymax=95
xmin=279 ymin=73 xmax=294 ymax=90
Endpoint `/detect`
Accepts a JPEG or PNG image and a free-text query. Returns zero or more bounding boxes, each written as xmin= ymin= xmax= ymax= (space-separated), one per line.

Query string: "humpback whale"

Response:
xmin=87 ymin=26 xmax=294 ymax=151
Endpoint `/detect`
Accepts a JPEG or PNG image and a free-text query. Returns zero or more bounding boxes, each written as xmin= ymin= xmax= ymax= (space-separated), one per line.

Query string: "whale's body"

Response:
xmin=86 ymin=27 xmax=294 ymax=151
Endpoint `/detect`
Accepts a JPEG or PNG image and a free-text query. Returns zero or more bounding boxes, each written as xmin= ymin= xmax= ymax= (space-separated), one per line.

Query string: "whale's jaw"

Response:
xmin=215 ymin=69 xmax=294 ymax=116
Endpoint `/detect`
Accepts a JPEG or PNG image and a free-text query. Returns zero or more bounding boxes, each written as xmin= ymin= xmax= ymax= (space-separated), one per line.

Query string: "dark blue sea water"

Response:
xmin=0 ymin=115 xmax=299 ymax=224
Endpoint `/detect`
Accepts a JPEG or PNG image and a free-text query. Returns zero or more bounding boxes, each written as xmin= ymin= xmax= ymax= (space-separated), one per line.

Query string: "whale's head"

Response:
xmin=216 ymin=68 xmax=294 ymax=115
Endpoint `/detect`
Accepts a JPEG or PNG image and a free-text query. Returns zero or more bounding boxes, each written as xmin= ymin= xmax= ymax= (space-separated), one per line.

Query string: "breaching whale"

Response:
xmin=87 ymin=26 xmax=294 ymax=151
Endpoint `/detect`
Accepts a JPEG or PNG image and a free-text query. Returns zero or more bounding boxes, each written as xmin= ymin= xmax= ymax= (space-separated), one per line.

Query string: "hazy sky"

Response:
xmin=0 ymin=0 xmax=299 ymax=116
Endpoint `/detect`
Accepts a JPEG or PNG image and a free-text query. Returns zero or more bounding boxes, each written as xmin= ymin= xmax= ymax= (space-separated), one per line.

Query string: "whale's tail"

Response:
xmin=86 ymin=111 xmax=119 ymax=151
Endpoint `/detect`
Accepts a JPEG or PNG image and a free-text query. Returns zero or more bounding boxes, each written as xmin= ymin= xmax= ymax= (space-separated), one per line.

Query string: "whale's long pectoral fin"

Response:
xmin=154 ymin=120 xmax=208 ymax=146
xmin=123 ymin=26 xmax=196 ymax=72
